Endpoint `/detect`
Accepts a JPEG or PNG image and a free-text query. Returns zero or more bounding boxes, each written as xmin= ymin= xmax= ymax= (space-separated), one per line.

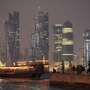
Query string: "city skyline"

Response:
xmin=0 ymin=0 xmax=90 ymax=61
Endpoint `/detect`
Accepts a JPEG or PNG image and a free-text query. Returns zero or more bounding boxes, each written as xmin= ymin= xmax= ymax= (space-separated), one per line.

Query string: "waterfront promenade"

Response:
xmin=50 ymin=73 xmax=90 ymax=89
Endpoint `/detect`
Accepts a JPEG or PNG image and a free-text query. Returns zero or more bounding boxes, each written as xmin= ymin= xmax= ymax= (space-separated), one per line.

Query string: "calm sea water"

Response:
xmin=0 ymin=78 xmax=64 ymax=90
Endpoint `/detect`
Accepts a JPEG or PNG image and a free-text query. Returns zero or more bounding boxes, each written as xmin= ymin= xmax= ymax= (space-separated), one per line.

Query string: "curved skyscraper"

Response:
xmin=62 ymin=21 xmax=74 ymax=66
xmin=4 ymin=12 xmax=20 ymax=66
xmin=83 ymin=28 xmax=90 ymax=67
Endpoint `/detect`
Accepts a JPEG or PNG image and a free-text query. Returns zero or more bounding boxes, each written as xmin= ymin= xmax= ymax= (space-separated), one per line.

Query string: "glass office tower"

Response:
xmin=31 ymin=8 xmax=49 ymax=60
xmin=83 ymin=28 xmax=90 ymax=67
xmin=4 ymin=12 xmax=20 ymax=66
xmin=53 ymin=24 xmax=63 ymax=61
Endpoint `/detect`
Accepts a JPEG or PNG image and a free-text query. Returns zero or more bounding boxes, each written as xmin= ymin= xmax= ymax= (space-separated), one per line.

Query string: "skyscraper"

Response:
xmin=31 ymin=8 xmax=49 ymax=60
xmin=53 ymin=24 xmax=63 ymax=61
xmin=31 ymin=33 xmax=38 ymax=60
xmin=4 ymin=12 xmax=20 ymax=66
xmin=0 ymin=29 xmax=2 ymax=61
xmin=77 ymin=48 xmax=83 ymax=65
xmin=4 ymin=21 xmax=10 ymax=66
xmin=83 ymin=28 xmax=90 ymax=67
xmin=53 ymin=24 xmax=63 ymax=70
xmin=62 ymin=21 xmax=74 ymax=67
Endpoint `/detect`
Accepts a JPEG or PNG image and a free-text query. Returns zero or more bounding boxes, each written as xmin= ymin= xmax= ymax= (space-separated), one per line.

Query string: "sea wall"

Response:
xmin=50 ymin=73 xmax=90 ymax=89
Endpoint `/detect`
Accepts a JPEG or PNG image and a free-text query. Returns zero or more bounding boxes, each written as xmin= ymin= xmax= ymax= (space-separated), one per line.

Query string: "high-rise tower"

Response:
xmin=0 ymin=28 xmax=2 ymax=61
xmin=53 ymin=24 xmax=63 ymax=61
xmin=31 ymin=8 xmax=49 ymax=60
xmin=83 ymin=28 xmax=90 ymax=67
xmin=62 ymin=21 xmax=74 ymax=66
xmin=53 ymin=24 xmax=63 ymax=70
xmin=4 ymin=12 xmax=20 ymax=66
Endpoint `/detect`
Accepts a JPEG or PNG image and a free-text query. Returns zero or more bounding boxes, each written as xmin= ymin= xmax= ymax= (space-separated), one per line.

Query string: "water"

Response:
xmin=0 ymin=78 xmax=64 ymax=90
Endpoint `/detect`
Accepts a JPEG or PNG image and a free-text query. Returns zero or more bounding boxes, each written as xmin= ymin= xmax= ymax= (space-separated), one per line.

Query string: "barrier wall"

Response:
xmin=50 ymin=73 xmax=90 ymax=84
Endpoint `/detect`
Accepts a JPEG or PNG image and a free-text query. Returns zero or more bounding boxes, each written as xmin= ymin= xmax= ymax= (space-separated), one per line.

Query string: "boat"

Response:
xmin=0 ymin=63 xmax=45 ymax=79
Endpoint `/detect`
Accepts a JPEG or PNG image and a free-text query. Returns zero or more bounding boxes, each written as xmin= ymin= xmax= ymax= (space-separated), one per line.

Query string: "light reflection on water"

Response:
xmin=0 ymin=78 xmax=62 ymax=90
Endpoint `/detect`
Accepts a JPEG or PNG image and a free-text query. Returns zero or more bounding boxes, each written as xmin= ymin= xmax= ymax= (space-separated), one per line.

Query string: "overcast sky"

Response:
xmin=0 ymin=0 xmax=90 ymax=60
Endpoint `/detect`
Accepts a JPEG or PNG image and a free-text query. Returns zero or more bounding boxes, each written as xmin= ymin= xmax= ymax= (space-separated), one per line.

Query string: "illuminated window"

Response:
xmin=63 ymin=28 xmax=73 ymax=33
xmin=62 ymin=54 xmax=73 ymax=55
xmin=62 ymin=38 xmax=73 ymax=45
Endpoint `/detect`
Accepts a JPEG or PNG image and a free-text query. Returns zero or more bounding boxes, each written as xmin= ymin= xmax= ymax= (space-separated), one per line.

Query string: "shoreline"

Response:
xmin=50 ymin=73 xmax=90 ymax=89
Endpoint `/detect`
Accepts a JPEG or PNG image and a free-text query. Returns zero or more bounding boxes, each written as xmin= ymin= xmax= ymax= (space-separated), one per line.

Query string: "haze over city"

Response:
xmin=0 ymin=0 xmax=90 ymax=60
xmin=1 ymin=1 xmax=90 ymax=90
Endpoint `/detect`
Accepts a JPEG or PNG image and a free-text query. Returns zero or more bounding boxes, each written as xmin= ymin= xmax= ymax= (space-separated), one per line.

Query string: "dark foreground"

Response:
xmin=0 ymin=78 xmax=89 ymax=90
xmin=0 ymin=78 xmax=62 ymax=90
xmin=50 ymin=73 xmax=90 ymax=90
xmin=50 ymin=81 xmax=90 ymax=90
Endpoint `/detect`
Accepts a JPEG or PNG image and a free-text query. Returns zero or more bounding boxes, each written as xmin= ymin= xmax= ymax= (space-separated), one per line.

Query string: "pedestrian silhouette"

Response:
xmin=69 ymin=61 xmax=72 ymax=74
xmin=61 ymin=60 xmax=64 ymax=74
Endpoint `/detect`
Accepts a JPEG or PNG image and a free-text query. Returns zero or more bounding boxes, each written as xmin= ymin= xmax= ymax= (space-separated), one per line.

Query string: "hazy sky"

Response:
xmin=0 ymin=0 xmax=90 ymax=60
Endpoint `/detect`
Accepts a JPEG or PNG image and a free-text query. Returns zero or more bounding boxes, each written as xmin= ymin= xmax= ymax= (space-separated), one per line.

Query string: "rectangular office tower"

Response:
xmin=83 ymin=29 xmax=90 ymax=67
xmin=4 ymin=12 xmax=20 ymax=66
xmin=53 ymin=24 xmax=63 ymax=69
xmin=31 ymin=8 xmax=49 ymax=60
xmin=53 ymin=24 xmax=63 ymax=62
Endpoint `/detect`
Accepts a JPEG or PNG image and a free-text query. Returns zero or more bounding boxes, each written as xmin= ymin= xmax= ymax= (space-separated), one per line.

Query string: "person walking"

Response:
xmin=69 ymin=61 xmax=72 ymax=74
xmin=61 ymin=60 xmax=64 ymax=74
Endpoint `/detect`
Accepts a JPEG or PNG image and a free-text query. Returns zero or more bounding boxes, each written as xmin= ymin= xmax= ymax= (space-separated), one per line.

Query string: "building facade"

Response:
xmin=83 ymin=28 xmax=90 ymax=67
xmin=53 ymin=24 xmax=63 ymax=69
xmin=77 ymin=48 xmax=83 ymax=65
xmin=0 ymin=29 xmax=2 ymax=61
xmin=4 ymin=12 xmax=20 ymax=66
xmin=62 ymin=21 xmax=74 ymax=67
xmin=53 ymin=21 xmax=74 ymax=69
xmin=31 ymin=8 xmax=49 ymax=61
xmin=53 ymin=24 xmax=63 ymax=62
xmin=31 ymin=33 xmax=39 ymax=60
